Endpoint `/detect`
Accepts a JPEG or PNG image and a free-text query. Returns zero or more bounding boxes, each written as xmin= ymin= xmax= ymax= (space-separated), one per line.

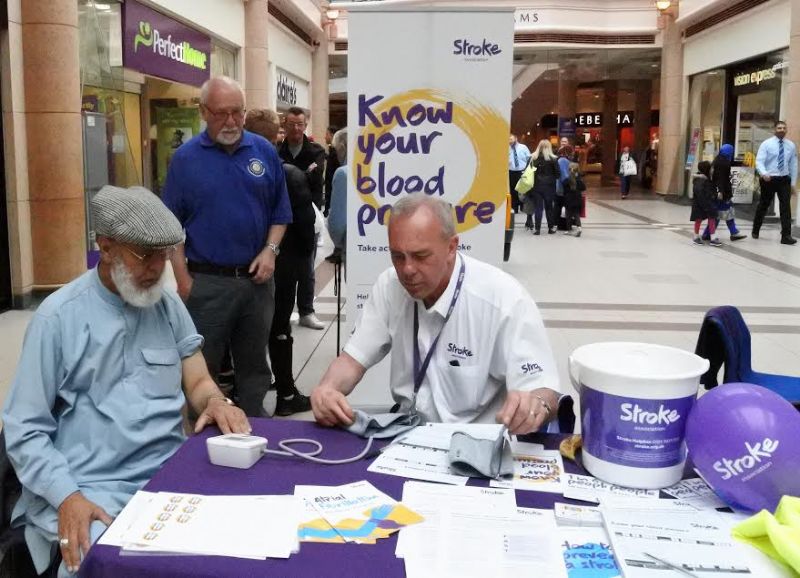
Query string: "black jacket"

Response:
xmin=531 ymin=156 xmax=559 ymax=196
xmin=281 ymin=163 xmax=316 ymax=257
xmin=278 ymin=135 xmax=326 ymax=208
xmin=711 ymin=155 xmax=732 ymax=201
xmin=690 ymin=174 xmax=717 ymax=221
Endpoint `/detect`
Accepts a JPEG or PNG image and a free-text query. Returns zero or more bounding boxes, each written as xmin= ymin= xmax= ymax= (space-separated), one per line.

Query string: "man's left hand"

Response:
xmin=194 ymin=398 xmax=252 ymax=435
xmin=249 ymin=248 xmax=276 ymax=284
xmin=496 ymin=388 xmax=559 ymax=435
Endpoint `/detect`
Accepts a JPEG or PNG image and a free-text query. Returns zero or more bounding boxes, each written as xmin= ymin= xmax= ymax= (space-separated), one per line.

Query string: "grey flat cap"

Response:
xmin=92 ymin=185 xmax=184 ymax=248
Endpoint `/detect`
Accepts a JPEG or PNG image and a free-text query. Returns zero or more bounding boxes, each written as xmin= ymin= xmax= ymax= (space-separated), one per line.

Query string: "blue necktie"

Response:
xmin=778 ymin=139 xmax=785 ymax=174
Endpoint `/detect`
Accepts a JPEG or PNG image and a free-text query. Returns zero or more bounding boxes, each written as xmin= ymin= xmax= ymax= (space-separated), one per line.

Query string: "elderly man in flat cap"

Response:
xmin=2 ymin=186 xmax=250 ymax=576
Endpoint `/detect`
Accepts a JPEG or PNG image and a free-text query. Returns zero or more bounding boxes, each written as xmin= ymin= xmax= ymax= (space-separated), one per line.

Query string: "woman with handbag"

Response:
xmin=618 ymin=146 xmax=637 ymax=199
xmin=523 ymin=140 xmax=559 ymax=235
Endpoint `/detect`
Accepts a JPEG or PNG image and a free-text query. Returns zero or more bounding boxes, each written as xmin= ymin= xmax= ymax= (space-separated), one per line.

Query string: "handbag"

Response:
xmin=621 ymin=157 xmax=637 ymax=177
xmin=514 ymin=162 xmax=536 ymax=196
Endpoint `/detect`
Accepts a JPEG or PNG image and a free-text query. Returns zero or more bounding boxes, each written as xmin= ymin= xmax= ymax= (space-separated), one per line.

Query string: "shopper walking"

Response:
xmin=618 ymin=146 xmax=636 ymax=199
xmin=691 ymin=161 xmax=721 ymax=247
xmin=753 ymin=120 xmax=797 ymax=245
xmin=523 ymin=139 xmax=559 ymax=235
xmin=508 ymin=133 xmax=531 ymax=213
xmin=704 ymin=144 xmax=747 ymax=242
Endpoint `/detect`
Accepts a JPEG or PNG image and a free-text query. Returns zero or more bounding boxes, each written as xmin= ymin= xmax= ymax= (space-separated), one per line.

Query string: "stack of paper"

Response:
xmin=397 ymin=481 xmax=568 ymax=578
xmin=295 ymin=480 xmax=423 ymax=544
xmin=490 ymin=441 xmax=565 ymax=493
xmin=368 ymin=423 xmax=505 ymax=485
xmin=661 ymin=478 xmax=728 ymax=510
xmin=101 ymin=491 xmax=301 ymax=559
xmin=601 ymin=500 xmax=794 ymax=577
xmin=563 ymin=474 xmax=660 ymax=504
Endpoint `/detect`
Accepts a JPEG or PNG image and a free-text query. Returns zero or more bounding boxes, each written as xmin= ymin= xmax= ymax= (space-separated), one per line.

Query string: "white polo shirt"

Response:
xmin=344 ymin=253 xmax=560 ymax=424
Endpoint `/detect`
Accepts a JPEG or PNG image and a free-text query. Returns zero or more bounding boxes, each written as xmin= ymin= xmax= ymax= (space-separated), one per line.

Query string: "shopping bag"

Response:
xmin=514 ymin=163 xmax=536 ymax=196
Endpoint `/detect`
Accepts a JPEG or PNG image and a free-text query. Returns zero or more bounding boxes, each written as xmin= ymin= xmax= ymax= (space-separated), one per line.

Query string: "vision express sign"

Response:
xmin=123 ymin=0 xmax=211 ymax=87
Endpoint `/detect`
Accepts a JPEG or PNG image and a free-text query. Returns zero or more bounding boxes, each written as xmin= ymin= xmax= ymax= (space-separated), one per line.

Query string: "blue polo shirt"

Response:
xmin=163 ymin=130 xmax=292 ymax=266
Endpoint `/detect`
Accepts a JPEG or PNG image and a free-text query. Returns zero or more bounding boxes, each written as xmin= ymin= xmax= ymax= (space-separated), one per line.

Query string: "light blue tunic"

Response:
xmin=2 ymin=268 xmax=202 ymax=572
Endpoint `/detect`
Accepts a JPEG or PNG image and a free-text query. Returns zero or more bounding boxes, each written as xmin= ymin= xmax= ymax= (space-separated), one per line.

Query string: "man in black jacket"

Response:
xmin=278 ymin=107 xmax=327 ymax=330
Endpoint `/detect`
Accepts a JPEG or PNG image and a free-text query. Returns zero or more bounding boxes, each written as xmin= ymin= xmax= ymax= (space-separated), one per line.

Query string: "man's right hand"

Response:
xmin=311 ymin=386 xmax=355 ymax=427
xmin=57 ymin=491 xmax=113 ymax=574
xmin=177 ymin=277 xmax=194 ymax=302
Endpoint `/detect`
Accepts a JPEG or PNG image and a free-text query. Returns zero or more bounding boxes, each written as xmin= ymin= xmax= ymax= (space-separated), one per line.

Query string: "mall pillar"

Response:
xmin=633 ymin=79 xmax=652 ymax=154
xmin=601 ymin=80 xmax=618 ymax=186
xmin=785 ymin=0 xmax=800 ymax=230
xmin=310 ymin=36 xmax=329 ymax=143
xmin=244 ymin=0 xmax=270 ymax=110
xmin=22 ymin=0 xmax=85 ymax=286
xmin=558 ymin=78 xmax=577 ymax=143
xmin=657 ymin=9 xmax=684 ymax=196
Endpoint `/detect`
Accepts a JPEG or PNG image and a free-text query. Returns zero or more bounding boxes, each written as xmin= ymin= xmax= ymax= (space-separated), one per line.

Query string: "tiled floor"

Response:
xmin=1 ymin=186 xmax=799 ymax=428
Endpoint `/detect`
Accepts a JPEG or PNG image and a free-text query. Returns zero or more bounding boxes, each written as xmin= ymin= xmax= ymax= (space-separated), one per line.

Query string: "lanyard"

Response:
xmin=412 ymin=256 xmax=466 ymax=400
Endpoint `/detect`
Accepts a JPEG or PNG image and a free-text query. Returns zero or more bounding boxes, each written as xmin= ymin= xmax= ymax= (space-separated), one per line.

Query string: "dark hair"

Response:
xmin=775 ymin=120 xmax=787 ymax=127
xmin=328 ymin=125 xmax=340 ymax=134
xmin=697 ymin=160 xmax=711 ymax=177
xmin=286 ymin=106 xmax=306 ymax=118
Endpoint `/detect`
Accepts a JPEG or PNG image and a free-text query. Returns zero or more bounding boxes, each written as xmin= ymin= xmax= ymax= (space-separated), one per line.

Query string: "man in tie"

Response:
xmin=508 ymin=133 xmax=531 ymax=213
xmin=754 ymin=120 xmax=797 ymax=245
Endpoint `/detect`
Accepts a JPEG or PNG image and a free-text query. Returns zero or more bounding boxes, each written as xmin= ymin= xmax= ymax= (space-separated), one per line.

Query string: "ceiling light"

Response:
xmin=326 ymin=9 xmax=340 ymax=20
xmin=94 ymin=2 xmax=111 ymax=9
xmin=655 ymin=0 xmax=671 ymax=11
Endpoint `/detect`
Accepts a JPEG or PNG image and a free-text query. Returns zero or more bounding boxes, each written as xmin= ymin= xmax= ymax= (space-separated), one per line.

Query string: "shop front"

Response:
xmin=685 ymin=49 xmax=788 ymax=202
xmin=79 ymin=0 xmax=239 ymax=266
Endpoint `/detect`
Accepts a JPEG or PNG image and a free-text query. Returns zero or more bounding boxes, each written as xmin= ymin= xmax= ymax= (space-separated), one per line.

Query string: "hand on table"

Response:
xmin=311 ymin=386 xmax=354 ymax=427
xmin=57 ymin=492 xmax=113 ymax=574
xmin=496 ymin=388 xmax=558 ymax=435
xmin=195 ymin=398 xmax=252 ymax=435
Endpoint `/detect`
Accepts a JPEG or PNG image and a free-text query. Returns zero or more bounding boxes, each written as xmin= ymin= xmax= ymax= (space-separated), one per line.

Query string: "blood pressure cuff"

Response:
xmin=448 ymin=430 xmax=514 ymax=480
xmin=345 ymin=410 xmax=422 ymax=439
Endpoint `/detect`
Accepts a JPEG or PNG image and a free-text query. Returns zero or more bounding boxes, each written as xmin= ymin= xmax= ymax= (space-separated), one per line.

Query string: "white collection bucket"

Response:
xmin=569 ymin=342 xmax=710 ymax=489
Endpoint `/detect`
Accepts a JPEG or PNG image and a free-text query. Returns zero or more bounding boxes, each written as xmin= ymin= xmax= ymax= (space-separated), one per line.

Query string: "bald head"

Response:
xmin=200 ymin=76 xmax=245 ymax=148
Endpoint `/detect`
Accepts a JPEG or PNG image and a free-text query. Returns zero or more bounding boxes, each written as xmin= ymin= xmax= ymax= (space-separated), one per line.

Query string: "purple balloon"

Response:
xmin=685 ymin=383 xmax=800 ymax=512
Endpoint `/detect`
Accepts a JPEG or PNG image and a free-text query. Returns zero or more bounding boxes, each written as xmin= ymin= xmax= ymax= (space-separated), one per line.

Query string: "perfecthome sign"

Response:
xmin=123 ymin=0 xmax=211 ymax=88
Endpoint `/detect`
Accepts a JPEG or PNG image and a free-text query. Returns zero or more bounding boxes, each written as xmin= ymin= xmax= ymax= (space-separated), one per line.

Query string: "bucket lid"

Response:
xmin=571 ymin=342 xmax=709 ymax=381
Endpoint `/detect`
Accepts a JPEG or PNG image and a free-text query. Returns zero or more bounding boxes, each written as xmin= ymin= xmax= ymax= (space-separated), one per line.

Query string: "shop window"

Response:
xmin=211 ymin=43 xmax=238 ymax=79
xmin=79 ymin=0 xmax=142 ymax=265
xmin=685 ymin=70 xmax=725 ymax=195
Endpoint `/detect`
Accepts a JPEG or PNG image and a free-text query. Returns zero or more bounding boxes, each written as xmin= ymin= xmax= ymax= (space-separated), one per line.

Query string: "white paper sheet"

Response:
xmin=602 ymin=501 xmax=793 ymax=578
xmin=563 ymin=474 xmax=660 ymax=504
xmin=97 ymin=491 xmax=156 ymax=547
xmin=490 ymin=441 xmax=564 ymax=493
xmin=368 ymin=443 xmax=470 ymax=486
xmin=662 ymin=478 xmax=728 ymax=510
xmin=554 ymin=502 xmax=604 ymax=527
xmin=398 ymin=482 xmax=567 ymax=578
xmin=119 ymin=492 xmax=300 ymax=560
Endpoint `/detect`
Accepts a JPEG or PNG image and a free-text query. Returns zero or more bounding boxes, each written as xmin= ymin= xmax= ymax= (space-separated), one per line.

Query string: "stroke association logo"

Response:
xmin=452 ymin=38 xmax=502 ymax=62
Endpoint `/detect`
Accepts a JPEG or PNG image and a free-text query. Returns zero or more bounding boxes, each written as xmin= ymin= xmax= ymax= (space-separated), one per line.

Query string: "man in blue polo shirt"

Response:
xmin=163 ymin=76 xmax=293 ymax=417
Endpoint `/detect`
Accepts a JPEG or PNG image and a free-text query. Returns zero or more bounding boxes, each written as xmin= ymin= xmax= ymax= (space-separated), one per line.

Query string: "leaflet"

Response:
xmin=294 ymin=485 xmax=345 ymax=544
xmin=602 ymin=501 xmax=793 ymax=578
xmin=559 ymin=525 xmax=621 ymax=578
xmin=307 ymin=480 xmax=424 ymax=544
xmin=490 ymin=441 xmax=564 ymax=493
xmin=563 ymin=474 xmax=659 ymax=504
xmin=661 ymin=478 xmax=728 ymax=510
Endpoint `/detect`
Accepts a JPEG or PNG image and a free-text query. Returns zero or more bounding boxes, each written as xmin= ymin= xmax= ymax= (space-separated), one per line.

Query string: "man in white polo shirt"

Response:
xmin=310 ymin=196 xmax=560 ymax=435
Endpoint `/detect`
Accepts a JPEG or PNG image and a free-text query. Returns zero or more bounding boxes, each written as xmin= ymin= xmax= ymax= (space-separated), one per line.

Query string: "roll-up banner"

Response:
xmin=346 ymin=6 xmax=513 ymax=408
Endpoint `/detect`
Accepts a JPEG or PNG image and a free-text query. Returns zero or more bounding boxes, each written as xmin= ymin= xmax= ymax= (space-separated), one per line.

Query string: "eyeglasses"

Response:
xmin=123 ymin=245 xmax=176 ymax=263
xmin=203 ymin=105 xmax=246 ymax=122
xmin=285 ymin=120 xmax=306 ymax=128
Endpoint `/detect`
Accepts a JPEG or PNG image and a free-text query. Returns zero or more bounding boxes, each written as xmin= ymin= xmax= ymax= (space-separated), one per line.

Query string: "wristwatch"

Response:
xmin=266 ymin=242 xmax=280 ymax=256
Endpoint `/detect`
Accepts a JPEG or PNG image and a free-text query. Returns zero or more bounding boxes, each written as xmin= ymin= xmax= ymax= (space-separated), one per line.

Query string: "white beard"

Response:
xmin=110 ymin=257 xmax=165 ymax=308
xmin=216 ymin=128 xmax=242 ymax=146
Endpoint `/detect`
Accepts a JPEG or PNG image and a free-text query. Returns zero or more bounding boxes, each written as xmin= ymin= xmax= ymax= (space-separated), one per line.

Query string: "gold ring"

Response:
xmin=59 ymin=537 xmax=69 ymax=547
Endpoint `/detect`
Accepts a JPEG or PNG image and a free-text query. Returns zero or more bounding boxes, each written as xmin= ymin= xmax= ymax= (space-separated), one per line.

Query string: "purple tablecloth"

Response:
xmin=80 ymin=419 xmax=581 ymax=578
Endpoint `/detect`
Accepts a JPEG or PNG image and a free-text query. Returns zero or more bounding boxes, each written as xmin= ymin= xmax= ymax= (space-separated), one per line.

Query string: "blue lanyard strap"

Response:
xmin=412 ymin=256 xmax=466 ymax=394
